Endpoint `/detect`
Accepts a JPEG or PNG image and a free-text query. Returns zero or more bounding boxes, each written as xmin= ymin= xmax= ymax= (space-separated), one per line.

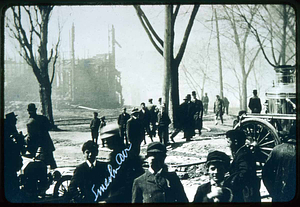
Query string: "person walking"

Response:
xmin=248 ymin=89 xmax=262 ymax=113
xmin=214 ymin=95 xmax=224 ymax=125
xmin=139 ymin=102 xmax=152 ymax=144
xmin=191 ymin=91 xmax=204 ymax=135
xmin=26 ymin=103 xmax=57 ymax=169
xmin=223 ymin=97 xmax=230 ymax=115
xmin=147 ymin=98 xmax=158 ymax=138
xmin=157 ymin=104 xmax=171 ymax=145
xmin=118 ymin=107 xmax=130 ymax=145
xmin=90 ymin=112 xmax=101 ymax=144
xmin=202 ymin=93 xmax=209 ymax=115
xmin=132 ymin=142 xmax=188 ymax=203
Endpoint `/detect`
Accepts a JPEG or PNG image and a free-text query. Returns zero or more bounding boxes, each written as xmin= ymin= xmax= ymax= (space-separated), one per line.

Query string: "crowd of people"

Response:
xmin=3 ymin=91 xmax=296 ymax=203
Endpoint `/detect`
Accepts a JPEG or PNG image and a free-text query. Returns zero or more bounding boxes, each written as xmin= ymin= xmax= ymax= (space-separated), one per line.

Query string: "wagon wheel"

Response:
xmin=234 ymin=118 xmax=281 ymax=167
xmin=53 ymin=175 xmax=72 ymax=198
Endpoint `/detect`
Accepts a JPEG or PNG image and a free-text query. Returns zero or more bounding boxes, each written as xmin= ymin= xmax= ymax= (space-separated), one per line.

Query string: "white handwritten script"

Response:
xmin=91 ymin=143 xmax=132 ymax=201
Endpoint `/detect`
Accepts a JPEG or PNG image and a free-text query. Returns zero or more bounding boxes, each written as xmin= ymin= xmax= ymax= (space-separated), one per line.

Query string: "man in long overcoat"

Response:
xmin=117 ymin=107 xmax=130 ymax=145
xmin=248 ymin=89 xmax=262 ymax=113
xmin=127 ymin=108 xmax=144 ymax=157
xmin=26 ymin=103 xmax=57 ymax=169
xmin=191 ymin=91 xmax=204 ymax=135
xmin=132 ymin=142 xmax=188 ymax=203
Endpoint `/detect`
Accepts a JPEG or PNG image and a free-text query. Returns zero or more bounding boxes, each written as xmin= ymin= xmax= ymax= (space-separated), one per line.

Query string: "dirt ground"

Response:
xmin=6 ymin=102 xmax=270 ymax=202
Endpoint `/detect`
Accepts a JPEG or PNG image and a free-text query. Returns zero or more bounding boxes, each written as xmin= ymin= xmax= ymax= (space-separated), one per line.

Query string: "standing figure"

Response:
xmin=147 ymin=98 xmax=158 ymax=138
xmin=132 ymin=142 xmax=188 ymax=203
xmin=4 ymin=112 xmax=25 ymax=202
xmin=224 ymin=130 xmax=261 ymax=202
xmin=139 ymin=102 xmax=152 ymax=144
xmin=26 ymin=103 xmax=57 ymax=169
xmin=214 ymin=95 xmax=224 ymax=125
xmin=157 ymin=104 xmax=171 ymax=145
xmin=68 ymin=141 xmax=109 ymax=203
xmin=223 ymin=97 xmax=230 ymax=115
xmin=191 ymin=91 xmax=204 ymax=135
xmin=202 ymin=93 xmax=209 ymax=115
xmin=262 ymin=125 xmax=296 ymax=202
xmin=90 ymin=112 xmax=100 ymax=144
xmin=118 ymin=107 xmax=130 ymax=145
xmin=127 ymin=108 xmax=144 ymax=157
xmin=248 ymin=89 xmax=262 ymax=113
xmin=194 ymin=151 xmax=232 ymax=203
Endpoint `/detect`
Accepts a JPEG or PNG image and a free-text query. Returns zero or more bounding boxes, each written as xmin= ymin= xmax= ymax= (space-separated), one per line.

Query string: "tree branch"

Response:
xmin=134 ymin=5 xmax=163 ymax=56
xmin=175 ymin=5 xmax=200 ymax=64
xmin=172 ymin=4 xmax=180 ymax=24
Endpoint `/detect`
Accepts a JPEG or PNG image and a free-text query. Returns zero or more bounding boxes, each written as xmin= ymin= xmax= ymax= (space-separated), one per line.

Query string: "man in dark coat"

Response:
xmin=157 ymin=104 xmax=171 ymax=145
xmin=117 ymin=107 xmax=130 ymax=145
xmin=132 ymin=142 xmax=188 ymax=203
xmin=127 ymin=108 xmax=144 ymax=157
xmin=202 ymin=93 xmax=209 ymax=115
xmin=139 ymin=102 xmax=153 ymax=144
xmin=223 ymin=97 xmax=230 ymax=115
xmin=26 ymin=103 xmax=57 ymax=169
xmin=224 ymin=129 xmax=261 ymax=202
xmin=262 ymin=125 xmax=296 ymax=202
xmin=90 ymin=112 xmax=101 ymax=144
xmin=248 ymin=89 xmax=262 ymax=113
xmin=194 ymin=151 xmax=232 ymax=203
xmin=4 ymin=112 xmax=25 ymax=202
xmin=68 ymin=141 xmax=109 ymax=203
xmin=147 ymin=98 xmax=158 ymax=138
xmin=191 ymin=91 xmax=204 ymax=135
xmin=214 ymin=95 xmax=224 ymax=125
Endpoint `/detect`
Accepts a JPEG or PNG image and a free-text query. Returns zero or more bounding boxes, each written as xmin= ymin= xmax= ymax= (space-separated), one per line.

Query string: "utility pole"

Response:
xmin=71 ymin=23 xmax=75 ymax=102
xmin=215 ymin=8 xmax=224 ymax=99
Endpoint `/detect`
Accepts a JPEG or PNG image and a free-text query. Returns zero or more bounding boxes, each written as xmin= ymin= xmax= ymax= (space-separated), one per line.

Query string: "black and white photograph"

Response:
xmin=1 ymin=2 xmax=297 ymax=204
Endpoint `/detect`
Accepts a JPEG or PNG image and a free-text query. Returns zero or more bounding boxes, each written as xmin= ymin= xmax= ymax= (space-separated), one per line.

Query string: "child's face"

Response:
xmin=207 ymin=162 xmax=227 ymax=184
xmin=84 ymin=149 xmax=98 ymax=163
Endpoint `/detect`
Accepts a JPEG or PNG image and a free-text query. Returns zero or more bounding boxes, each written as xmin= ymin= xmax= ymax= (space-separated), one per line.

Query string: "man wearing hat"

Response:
xmin=191 ymin=91 xmax=204 ymax=136
xmin=224 ymin=129 xmax=261 ymax=202
xmin=26 ymin=103 xmax=57 ymax=169
xmin=127 ymin=107 xmax=144 ymax=156
xmin=248 ymin=89 xmax=262 ymax=113
xmin=4 ymin=112 xmax=25 ymax=202
xmin=118 ymin=107 xmax=130 ymax=145
xmin=147 ymin=98 xmax=158 ymax=138
xmin=132 ymin=142 xmax=188 ymax=203
xmin=194 ymin=150 xmax=232 ymax=202
xmin=90 ymin=112 xmax=101 ymax=145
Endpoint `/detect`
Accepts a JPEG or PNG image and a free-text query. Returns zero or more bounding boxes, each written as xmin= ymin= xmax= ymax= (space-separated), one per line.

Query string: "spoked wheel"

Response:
xmin=53 ymin=175 xmax=72 ymax=198
xmin=234 ymin=118 xmax=281 ymax=167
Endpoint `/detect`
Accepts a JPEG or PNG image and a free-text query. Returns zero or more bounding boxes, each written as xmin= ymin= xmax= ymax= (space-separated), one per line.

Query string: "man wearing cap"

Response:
xmin=68 ymin=140 xmax=109 ymax=203
xmin=202 ymin=93 xmax=209 ymax=115
xmin=26 ymin=103 xmax=57 ymax=169
xmin=224 ymin=129 xmax=261 ymax=202
xmin=248 ymin=90 xmax=262 ymax=113
xmin=140 ymin=102 xmax=153 ymax=144
xmin=90 ymin=112 xmax=101 ymax=145
xmin=132 ymin=142 xmax=188 ymax=203
xmin=191 ymin=91 xmax=204 ymax=136
xmin=127 ymin=108 xmax=144 ymax=157
xmin=194 ymin=151 xmax=232 ymax=202
xmin=4 ymin=112 xmax=25 ymax=202
xmin=118 ymin=107 xmax=131 ymax=145
xmin=157 ymin=104 xmax=171 ymax=145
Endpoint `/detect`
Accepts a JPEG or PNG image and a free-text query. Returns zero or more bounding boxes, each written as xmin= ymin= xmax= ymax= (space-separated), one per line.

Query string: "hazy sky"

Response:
xmin=5 ymin=5 xmax=285 ymax=107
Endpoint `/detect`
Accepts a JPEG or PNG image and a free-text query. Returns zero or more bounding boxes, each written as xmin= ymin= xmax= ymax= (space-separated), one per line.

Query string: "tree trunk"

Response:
xmin=170 ymin=61 xmax=180 ymax=127
xmin=39 ymin=83 xmax=54 ymax=126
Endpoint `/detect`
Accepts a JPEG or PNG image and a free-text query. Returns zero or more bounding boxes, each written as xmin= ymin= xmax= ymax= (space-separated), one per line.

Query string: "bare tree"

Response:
xmin=240 ymin=5 xmax=296 ymax=67
xmin=7 ymin=6 xmax=60 ymax=128
xmin=134 ymin=5 xmax=199 ymax=125
xmin=220 ymin=5 xmax=262 ymax=111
